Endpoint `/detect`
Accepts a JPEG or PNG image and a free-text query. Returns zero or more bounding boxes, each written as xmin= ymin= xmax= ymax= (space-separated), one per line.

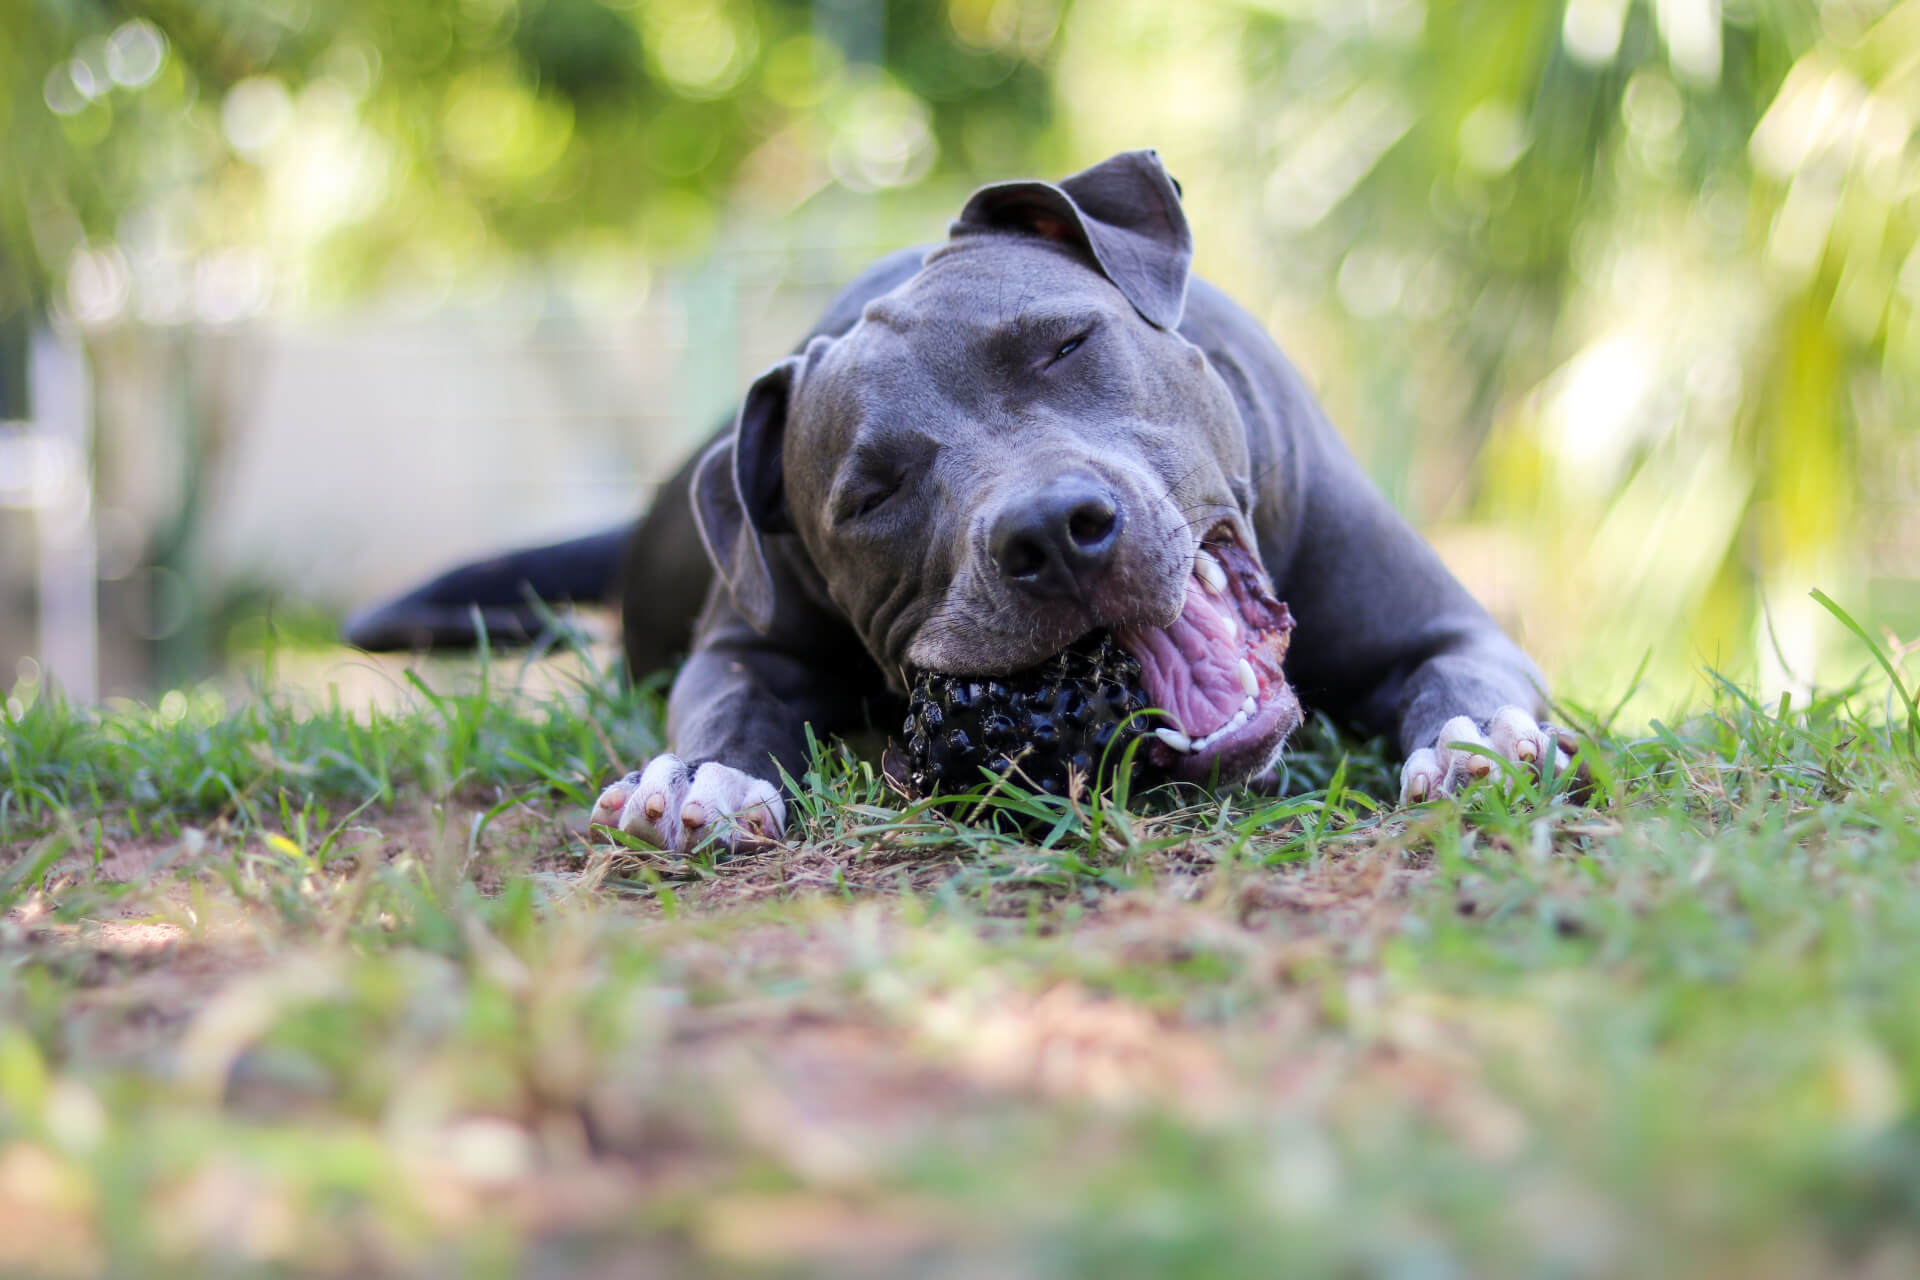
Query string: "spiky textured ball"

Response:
xmin=898 ymin=633 xmax=1164 ymax=798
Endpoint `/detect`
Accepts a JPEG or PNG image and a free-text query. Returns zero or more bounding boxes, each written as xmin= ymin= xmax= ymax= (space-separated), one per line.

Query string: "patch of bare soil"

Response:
xmin=1 ymin=799 xmax=587 ymax=1064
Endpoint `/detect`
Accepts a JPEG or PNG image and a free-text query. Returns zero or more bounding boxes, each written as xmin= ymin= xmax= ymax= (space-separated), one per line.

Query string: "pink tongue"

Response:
xmin=1116 ymin=583 xmax=1247 ymax=737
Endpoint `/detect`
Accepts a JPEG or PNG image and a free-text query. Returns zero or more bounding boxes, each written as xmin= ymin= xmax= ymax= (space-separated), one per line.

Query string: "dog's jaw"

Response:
xmin=898 ymin=515 xmax=1302 ymax=789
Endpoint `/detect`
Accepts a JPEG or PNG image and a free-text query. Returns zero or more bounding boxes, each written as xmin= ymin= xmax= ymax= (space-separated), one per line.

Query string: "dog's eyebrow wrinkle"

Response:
xmin=838 ymin=417 xmax=944 ymax=474
xmin=861 ymin=297 xmax=914 ymax=333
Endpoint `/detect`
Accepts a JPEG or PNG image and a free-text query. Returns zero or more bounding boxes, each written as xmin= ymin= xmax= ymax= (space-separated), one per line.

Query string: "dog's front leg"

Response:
xmin=1262 ymin=419 xmax=1583 ymax=806
xmin=1327 ymin=627 xmax=1584 ymax=806
xmin=591 ymin=596 xmax=882 ymax=855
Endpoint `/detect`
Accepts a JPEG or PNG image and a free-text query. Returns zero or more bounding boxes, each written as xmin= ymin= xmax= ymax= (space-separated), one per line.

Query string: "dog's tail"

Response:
xmin=343 ymin=446 xmax=715 ymax=677
xmin=343 ymin=525 xmax=632 ymax=652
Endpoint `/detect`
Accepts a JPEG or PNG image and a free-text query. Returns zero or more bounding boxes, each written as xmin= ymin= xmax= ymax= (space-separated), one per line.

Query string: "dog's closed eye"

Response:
xmin=1051 ymin=330 xmax=1092 ymax=365
xmin=836 ymin=475 xmax=903 ymax=524
xmin=854 ymin=481 xmax=900 ymax=517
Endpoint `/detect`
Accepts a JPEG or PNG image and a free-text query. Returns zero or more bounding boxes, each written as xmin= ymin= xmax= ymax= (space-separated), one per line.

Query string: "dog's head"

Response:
xmin=693 ymin=150 xmax=1300 ymax=783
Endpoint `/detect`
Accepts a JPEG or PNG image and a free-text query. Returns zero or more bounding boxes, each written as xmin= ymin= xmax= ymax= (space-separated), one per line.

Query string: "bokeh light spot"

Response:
xmin=763 ymin=34 xmax=841 ymax=109
xmin=1562 ymin=0 xmax=1627 ymax=67
xmin=42 ymin=65 xmax=90 ymax=116
xmin=66 ymin=247 xmax=131 ymax=328
xmin=828 ymin=78 xmax=936 ymax=191
xmin=1458 ymin=101 xmax=1528 ymax=176
xmin=223 ymin=76 xmax=294 ymax=158
xmin=652 ymin=9 xmax=752 ymax=99
xmin=443 ymin=66 xmax=574 ymax=180
xmin=106 ymin=20 xmax=167 ymax=89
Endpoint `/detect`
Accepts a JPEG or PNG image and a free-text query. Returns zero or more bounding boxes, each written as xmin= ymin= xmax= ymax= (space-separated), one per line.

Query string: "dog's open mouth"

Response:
xmin=894 ymin=525 xmax=1301 ymax=797
xmin=1114 ymin=526 xmax=1301 ymax=783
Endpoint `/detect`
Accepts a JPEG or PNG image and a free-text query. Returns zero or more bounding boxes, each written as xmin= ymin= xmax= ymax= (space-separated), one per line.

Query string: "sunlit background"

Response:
xmin=4 ymin=0 xmax=1918 ymax=725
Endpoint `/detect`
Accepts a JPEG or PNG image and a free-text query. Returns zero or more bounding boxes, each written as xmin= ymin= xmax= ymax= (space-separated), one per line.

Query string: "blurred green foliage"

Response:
xmin=3 ymin=0 xmax=1058 ymax=315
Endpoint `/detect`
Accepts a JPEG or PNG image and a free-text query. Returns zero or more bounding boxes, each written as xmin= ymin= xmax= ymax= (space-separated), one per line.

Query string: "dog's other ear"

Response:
xmin=950 ymin=149 xmax=1193 ymax=330
xmin=691 ymin=357 xmax=797 ymax=632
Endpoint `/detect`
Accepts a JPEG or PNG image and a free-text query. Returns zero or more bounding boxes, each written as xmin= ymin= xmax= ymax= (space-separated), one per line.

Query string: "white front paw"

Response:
xmin=1398 ymin=706 xmax=1576 ymax=805
xmin=590 ymin=755 xmax=786 ymax=855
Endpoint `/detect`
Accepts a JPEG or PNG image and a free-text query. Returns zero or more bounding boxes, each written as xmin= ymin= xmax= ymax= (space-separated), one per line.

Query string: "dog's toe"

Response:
xmin=684 ymin=763 xmax=786 ymax=849
xmin=1399 ymin=748 xmax=1445 ymax=804
xmin=1485 ymin=705 xmax=1577 ymax=781
xmin=1486 ymin=705 xmax=1551 ymax=768
xmin=1435 ymin=714 xmax=1494 ymax=788
xmin=590 ymin=772 xmax=642 ymax=829
xmin=623 ymin=755 xmax=696 ymax=850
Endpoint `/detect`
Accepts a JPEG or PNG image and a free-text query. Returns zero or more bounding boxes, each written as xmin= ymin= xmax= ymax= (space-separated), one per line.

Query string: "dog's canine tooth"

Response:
xmin=1154 ymin=726 xmax=1194 ymax=753
xmin=1194 ymin=550 xmax=1226 ymax=593
xmin=1238 ymin=658 xmax=1260 ymax=697
xmin=1194 ymin=550 xmax=1228 ymax=596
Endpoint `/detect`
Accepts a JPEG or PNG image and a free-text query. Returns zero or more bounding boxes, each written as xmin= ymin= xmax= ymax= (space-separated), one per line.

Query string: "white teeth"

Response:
xmin=1157 ymin=697 xmax=1266 ymax=759
xmin=1194 ymin=550 xmax=1227 ymax=596
xmin=1151 ymin=666 xmax=1269 ymax=762
xmin=1220 ymin=612 xmax=1238 ymax=642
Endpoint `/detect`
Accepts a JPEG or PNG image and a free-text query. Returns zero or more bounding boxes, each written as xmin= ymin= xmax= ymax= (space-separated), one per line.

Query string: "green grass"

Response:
xmin=3 ymin=627 xmax=1919 ymax=1278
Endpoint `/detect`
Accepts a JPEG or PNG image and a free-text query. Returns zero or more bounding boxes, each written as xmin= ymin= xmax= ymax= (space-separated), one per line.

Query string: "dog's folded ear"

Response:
xmin=950 ymin=149 xmax=1193 ymax=330
xmin=691 ymin=356 xmax=797 ymax=633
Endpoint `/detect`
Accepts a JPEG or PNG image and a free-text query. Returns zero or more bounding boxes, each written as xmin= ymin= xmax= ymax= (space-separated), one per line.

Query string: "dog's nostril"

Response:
xmin=990 ymin=476 xmax=1123 ymax=592
xmin=1067 ymin=501 xmax=1117 ymax=549
xmin=997 ymin=535 xmax=1047 ymax=579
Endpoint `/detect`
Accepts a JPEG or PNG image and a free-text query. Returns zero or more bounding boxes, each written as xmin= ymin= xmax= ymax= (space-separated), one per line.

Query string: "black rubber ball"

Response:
xmin=895 ymin=633 xmax=1162 ymax=799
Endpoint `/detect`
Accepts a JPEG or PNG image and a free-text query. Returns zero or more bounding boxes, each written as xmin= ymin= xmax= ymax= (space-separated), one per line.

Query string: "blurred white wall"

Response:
xmin=199 ymin=263 xmax=845 ymax=609
xmin=0 ymin=246 xmax=893 ymax=695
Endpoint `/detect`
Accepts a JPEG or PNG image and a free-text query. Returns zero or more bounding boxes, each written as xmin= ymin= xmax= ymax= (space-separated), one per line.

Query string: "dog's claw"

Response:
xmin=1398 ymin=705 xmax=1583 ymax=806
xmin=590 ymin=755 xmax=785 ymax=856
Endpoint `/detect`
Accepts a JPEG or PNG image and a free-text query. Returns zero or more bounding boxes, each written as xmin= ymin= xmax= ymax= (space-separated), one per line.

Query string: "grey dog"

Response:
xmin=347 ymin=150 xmax=1571 ymax=851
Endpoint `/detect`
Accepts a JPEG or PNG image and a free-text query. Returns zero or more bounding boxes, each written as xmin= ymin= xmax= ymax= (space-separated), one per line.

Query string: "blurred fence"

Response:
xmin=1 ymin=332 xmax=96 ymax=701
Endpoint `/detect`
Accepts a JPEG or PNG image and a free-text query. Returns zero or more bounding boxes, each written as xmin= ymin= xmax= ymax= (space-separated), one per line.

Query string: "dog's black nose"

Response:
xmin=989 ymin=474 xmax=1122 ymax=597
